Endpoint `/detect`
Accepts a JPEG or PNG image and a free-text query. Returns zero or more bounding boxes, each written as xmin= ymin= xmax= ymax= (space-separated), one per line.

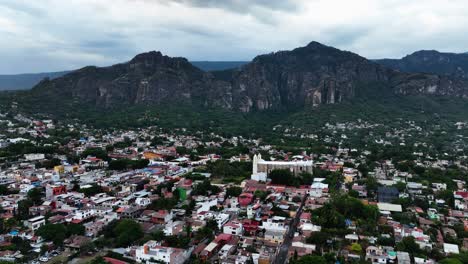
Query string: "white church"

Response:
xmin=251 ymin=154 xmax=313 ymax=182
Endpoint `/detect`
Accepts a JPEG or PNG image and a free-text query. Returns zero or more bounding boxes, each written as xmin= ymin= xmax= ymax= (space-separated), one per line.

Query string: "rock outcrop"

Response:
xmin=376 ymin=50 xmax=468 ymax=79
xmin=30 ymin=42 xmax=468 ymax=112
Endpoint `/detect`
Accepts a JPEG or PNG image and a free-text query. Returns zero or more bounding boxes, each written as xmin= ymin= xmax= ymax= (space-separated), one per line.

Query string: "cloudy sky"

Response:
xmin=0 ymin=0 xmax=467 ymax=74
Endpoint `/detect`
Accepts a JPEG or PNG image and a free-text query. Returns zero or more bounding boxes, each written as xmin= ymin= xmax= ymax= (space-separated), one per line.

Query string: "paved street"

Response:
xmin=273 ymin=194 xmax=308 ymax=264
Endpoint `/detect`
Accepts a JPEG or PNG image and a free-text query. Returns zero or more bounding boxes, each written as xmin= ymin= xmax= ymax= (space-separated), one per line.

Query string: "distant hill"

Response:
xmin=375 ymin=50 xmax=468 ymax=78
xmin=0 ymin=71 xmax=70 ymax=91
xmin=190 ymin=61 xmax=248 ymax=71
xmin=12 ymin=41 xmax=468 ymax=116
xmin=0 ymin=61 xmax=248 ymax=91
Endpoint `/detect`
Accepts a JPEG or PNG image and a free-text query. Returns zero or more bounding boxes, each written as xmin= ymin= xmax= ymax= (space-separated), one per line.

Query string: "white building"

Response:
xmin=24 ymin=153 xmax=45 ymax=161
xmin=251 ymin=154 xmax=313 ymax=181
xmin=261 ymin=216 xmax=287 ymax=232
xmin=195 ymin=198 xmax=218 ymax=214
xmin=310 ymin=178 xmax=328 ymax=197
xmin=27 ymin=215 xmax=45 ymax=233
xmin=71 ymin=209 xmax=96 ymax=221
xmin=135 ymin=240 xmax=191 ymax=264
xmin=135 ymin=197 xmax=151 ymax=207
xmin=223 ymin=220 xmax=243 ymax=235
xmin=443 ymin=243 xmax=459 ymax=255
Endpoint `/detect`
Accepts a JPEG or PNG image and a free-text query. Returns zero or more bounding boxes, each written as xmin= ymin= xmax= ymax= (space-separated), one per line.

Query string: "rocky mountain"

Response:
xmin=376 ymin=50 xmax=468 ymax=78
xmin=28 ymin=42 xmax=468 ymax=113
xmin=0 ymin=62 xmax=246 ymax=91
xmin=29 ymin=52 xmax=234 ymax=109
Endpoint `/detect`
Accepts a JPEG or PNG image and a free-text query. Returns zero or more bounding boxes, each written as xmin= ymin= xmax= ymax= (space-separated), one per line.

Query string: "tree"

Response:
xmin=306 ymin=232 xmax=328 ymax=250
xmin=365 ymin=176 xmax=379 ymax=194
xmin=88 ymin=256 xmax=108 ymax=264
xmin=4 ymin=218 xmax=18 ymax=230
xmin=205 ymin=219 xmax=219 ymax=232
xmin=192 ymin=179 xmax=221 ymax=196
xmin=27 ymin=188 xmax=43 ymax=205
xmin=254 ymin=190 xmax=268 ymax=201
xmin=377 ymin=236 xmax=395 ymax=246
xmin=350 ymin=243 xmax=362 ymax=253
xmin=113 ymin=220 xmax=143 ymax=247
xmin=79 ymin=184 xmax=103 ymax=197
xmin=269 ymin=169 xmax=293 ymax=185
xmin=439 ymin=259 xmax=462 ymax=264
xmin=11 ymin=237 xmax=31 ymax=254
xmin=147 ymin=197 xmax=178 ymax=211
xmin=194 ymin=227 xmax=214 ymax=242
xmin=298 ymin=172 xmax=314 ymax=185
xmin=108 ymin=159 xmax=149 ymax=171
xmin=81 ymin=147 xmax=109 ymax=160
xmin=395 ymin=236 xmax=421 ymax=255
xmin=37 ymin=223 xmax=67 ymax=245
xmin=16 ymin=199 xmax=33 ymax=220
xmin=66 ymin=223 xmax=85 ymax=236
xmin=349 ymin=189 xmax=359 ymax=198
xmin=152 ymin=230 xmax=165 ymax=241
xmin=226 ymin=186 xmax=243 ymax=198
xmin=0 ymin=185 xmax=10 ymax=195
xmin=291 ymin=255 xmax=326 ymax=264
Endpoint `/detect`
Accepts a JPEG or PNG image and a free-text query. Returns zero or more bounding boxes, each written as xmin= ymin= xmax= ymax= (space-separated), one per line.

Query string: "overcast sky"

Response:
xmin=1 ymin=0 xmax=467 ymax=74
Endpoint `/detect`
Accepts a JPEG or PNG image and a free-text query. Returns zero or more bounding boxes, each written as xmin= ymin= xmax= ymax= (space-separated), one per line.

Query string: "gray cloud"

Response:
xmin=1 ymin=0 xmax=468 ymax=74
xmin=168 ymin=0 xmax=298 ymax=13
xmin=0 ymin=1 xmax=44 ymax=17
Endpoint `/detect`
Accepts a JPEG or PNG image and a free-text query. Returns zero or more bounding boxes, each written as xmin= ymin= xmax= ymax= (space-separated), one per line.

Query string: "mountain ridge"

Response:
xmin=0 ymin=61 xmax=248 ymax=91
xmin=12 ymin=41 xmax=468 ymax=115
xmin=376 ymin=50 xmax=468 ymax=78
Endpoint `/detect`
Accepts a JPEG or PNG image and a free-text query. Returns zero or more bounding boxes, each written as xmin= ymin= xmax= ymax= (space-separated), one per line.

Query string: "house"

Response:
xmin=135 ymin=240 xmax=191 ymax=264
xmin=200 ymin=242 xmax=219 ymax=261
xmin=218 ymin=244 xmax=235 ymax=260
xmin=24 ymin=153 xmax=45 ymax=161
xmin=264 ymin=229 xmax=286 ymax=244
xmin=119 ymin=206 xmax=142 ymax=219
xmin=365 ymin=246 xmax=387 ymax=264
xmin=397 ymin=251 xmax=411 ymax=264
xmin=407 ymin=182 xmax=423 ymax=195
xmin=377 ymin=203 xmax=403 ymax=213
xmin=418 ymin=217 xmax=434 ymax=230
xmin=27 ymin=215 xmax=45 ymax=234
xmin=261 ymin=216 xmax=288 ymax=232
xmin=163 ymin=221 xmax=184 ymax=236
xmin=151 ymin=210 xmax=173 ymax=225
xmin=352 ymin=184 xmax=368 ymax=198
xmin=310 ymin=178 xmax=328 ymax=197
xmin=443 ymin=243 xmax=459 ymax=255
xmin=377 ymin=187 xmax=399 ymax=203
xmin=345 ymin=233 xmax=359 ymax=243
xmin=214 ymin=213 xmax=230 ymax=229
xmin=223 ymin=220 xmax=243 ymax=236
xmin=238 ymin=193 xmax=254 ymax=207
xmin=242 ymin=219 xmax=259 ymax=235
xmin=135 ymin=197 xmax=151 ymax=207
xmin=64 ymin=235 xmax=92 ymax=250
xmin=288 ymin=240 xmax=316 ymax=258
xmin=46 ymin=184 xmax=67 ymax=198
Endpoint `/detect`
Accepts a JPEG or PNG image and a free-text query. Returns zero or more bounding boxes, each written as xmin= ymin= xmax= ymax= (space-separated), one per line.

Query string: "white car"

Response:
xmin=39 ymin=256 xmax=49 ymax=262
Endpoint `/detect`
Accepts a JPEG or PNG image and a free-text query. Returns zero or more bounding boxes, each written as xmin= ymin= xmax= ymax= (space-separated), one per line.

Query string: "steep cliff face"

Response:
xmin=391 ymin=73 xmax=468 ymax=98
xmin=31 ymin=51 xmax=232 ymax=108
xmin=229 ymin=42 xmax=391 ymax=112
xmin=29 ymin=42 xmax=468 ymax=113
xmin=376 ymin=50 xmax=468 ymax=78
